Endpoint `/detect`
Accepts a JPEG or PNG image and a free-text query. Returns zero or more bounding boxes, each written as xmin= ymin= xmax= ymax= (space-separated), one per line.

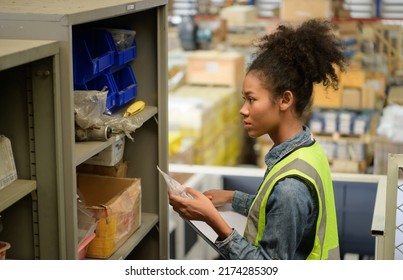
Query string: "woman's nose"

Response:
xmin=240 ymin=103 xmax=248 ymax=117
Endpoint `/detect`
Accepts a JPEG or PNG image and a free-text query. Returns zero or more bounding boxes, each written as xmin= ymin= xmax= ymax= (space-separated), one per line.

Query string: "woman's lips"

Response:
xmin=243 ymin=121 xmax=252 ymax=129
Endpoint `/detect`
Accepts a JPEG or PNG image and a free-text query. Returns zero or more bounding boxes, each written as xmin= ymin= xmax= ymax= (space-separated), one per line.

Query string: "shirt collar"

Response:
xmin=264 ymin=125 xmax=314 ymax=171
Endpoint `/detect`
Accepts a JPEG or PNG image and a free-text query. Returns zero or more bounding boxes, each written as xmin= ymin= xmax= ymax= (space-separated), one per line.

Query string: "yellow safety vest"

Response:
xmin=244 ymin=141 xmax=340 ymax=260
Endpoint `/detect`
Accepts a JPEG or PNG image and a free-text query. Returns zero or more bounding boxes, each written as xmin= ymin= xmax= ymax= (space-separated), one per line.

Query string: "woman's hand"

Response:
xmin=169 ymin=188 xmax=234 ymax=240
xmin=169 ymin=187 xmax=217 ymax=222
xmin=203 ymin=189 xmax=234 ymax=207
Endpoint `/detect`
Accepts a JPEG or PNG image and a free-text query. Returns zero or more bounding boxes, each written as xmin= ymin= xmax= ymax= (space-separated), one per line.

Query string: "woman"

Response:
xmin=169 ymin=18 xmax=347 ymax=260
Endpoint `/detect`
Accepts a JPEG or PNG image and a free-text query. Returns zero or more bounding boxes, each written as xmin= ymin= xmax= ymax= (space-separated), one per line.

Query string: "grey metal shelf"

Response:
xmin=75 ymin=106 xmax=158 ymax=165
xmin=0 ymin=39 xmax=59 ymax=71
xmin=0 ymin=180 xmax=37 ymax=213
xmin=0 ymin=38 xmax=62 ymax=259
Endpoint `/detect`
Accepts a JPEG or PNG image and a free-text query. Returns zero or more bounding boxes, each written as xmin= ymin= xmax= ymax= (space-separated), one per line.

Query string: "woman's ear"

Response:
xmin=279 ymin=90 xmax=294 ymax=111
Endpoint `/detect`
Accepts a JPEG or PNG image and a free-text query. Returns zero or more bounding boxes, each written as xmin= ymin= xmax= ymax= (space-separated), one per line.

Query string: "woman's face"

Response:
xmin=240 ymin=72 xmax=281 ymax=138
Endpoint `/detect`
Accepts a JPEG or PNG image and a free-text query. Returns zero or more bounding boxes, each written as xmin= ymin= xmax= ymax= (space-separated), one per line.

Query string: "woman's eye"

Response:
xmin=249 ymin=98 xmax=255 ymax=103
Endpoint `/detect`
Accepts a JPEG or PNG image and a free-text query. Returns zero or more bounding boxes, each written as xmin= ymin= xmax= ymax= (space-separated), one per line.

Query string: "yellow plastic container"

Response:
xmin=77 ymin=174 xmax=141 ymax=259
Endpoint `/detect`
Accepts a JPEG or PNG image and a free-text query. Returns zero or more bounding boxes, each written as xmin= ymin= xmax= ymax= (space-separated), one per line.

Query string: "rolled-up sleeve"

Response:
xmin=232 ymin=190 xmax=255 ymax=216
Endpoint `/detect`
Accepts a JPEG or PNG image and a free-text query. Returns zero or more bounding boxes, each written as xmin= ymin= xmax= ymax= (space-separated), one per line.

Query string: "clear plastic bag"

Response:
xmin=157 ymin=166 xmax=193 ymax=199
xmin=74 ymin=89 xmax=145 ymax=140
xmin=77 ymin=191 xmax=97 ymax=245
xmin=74 ymin=89 xmax=108 ymax=129
xmin=100 ymin=112 xmax=144 ymax=140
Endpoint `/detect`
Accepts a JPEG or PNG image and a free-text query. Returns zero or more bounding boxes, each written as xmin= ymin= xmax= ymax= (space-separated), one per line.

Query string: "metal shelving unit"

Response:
xmin=0 ymin=39 xmax=62 ymax=259
xmin=0 ymin=180 xmax=37 ymax=213
xmin=0 ymin=0 xmax=169 ymax=260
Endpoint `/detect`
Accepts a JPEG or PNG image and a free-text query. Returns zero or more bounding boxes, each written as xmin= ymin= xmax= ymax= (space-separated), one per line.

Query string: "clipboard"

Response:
xmin=186 ymin=203 xmax=247 ymax=259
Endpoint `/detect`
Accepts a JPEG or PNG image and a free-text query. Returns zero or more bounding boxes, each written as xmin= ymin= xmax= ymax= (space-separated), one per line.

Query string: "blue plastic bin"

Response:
xmin=74 ymin=74 xmax=117 ymax=111
xmin=103 ymin=28 xmax=137 ymax=65
xmin=110 ymin=65 xmax=137 ymax=109
xmin=73 ymin=29 xmax=115 ymax=85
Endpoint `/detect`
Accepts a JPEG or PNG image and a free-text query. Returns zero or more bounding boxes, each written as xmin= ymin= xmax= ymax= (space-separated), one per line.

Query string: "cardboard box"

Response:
xmin=77 ymin=174 xmax=141 ymax=259
xmin=77 ymin=160 xmax=128 ymax=177
xmin=313 ymin=65 xmax=343 ymax=109
xmin=84 ymin=136 xmax=125 ymax=166
xmin=336 ymin=21 xmax=361 ymax=37
xmin=340 ymin=85 xmax=375 ymax=110
xmin=186 ymin=50 xmax=245 ymax=87
xmin=226 ymin=32 xmax=257 ymax=47
xmin=0 ymin=135 xmax=17 ymax=190
xmin=388 ymin=86 xmax=403 ymax=105
xmin=313 ymin=83 xmax=343 ymax=108
xmin=366 ymin=72 xmax=386 ymax=98
xmin=341 ymin=69 xmax=366 ymax=88
xmin=331 ymin=159 xmax=360 ymax=173
xmin=168 ymin=94 xmax=217 ymax=148
xmin=281 ymin=0 xmax=332 ymax=20
xmin=219 ymin=5 xmax=257 ymax=28
xmin=361 ymin=85 xmax=376 ymax=109
xmin=342 ymin=88 xmax=361 ymax=109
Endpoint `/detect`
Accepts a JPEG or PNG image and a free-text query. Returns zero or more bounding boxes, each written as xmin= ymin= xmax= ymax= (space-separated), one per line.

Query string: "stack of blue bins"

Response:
xmin=73 ymin=27 xmax=138 ymax=113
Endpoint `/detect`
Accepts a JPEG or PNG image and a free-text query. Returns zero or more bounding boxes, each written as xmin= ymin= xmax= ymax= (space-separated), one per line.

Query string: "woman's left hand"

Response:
xmin=169 ymin=187 xmax=218 ymax=222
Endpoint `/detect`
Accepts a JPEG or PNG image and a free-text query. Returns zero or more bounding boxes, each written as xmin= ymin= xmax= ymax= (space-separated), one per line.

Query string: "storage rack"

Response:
xmin=0 ymin=39 xmax=61 ymax=259
xmin=0 ymin=0 xmax=169 ymax=260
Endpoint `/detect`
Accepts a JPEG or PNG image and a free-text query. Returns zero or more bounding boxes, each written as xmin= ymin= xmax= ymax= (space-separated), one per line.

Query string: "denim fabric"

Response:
xmin=215 ymin=126 xmax=319 ymax=260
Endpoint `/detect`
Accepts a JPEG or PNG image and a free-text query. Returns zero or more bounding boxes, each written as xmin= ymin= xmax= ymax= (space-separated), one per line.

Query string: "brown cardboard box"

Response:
xmin=186 ymin=50 xmax=245 ymax=87
xmin=219 ymin=5 xmax=257 ymax=28
xmin=78 ymin=174 xmax=141 ymax=259
xmin=341 ymin=69 xmax=366 ymax=88
xmin=388 ymin=86 xmax=403 ymax=105
xmin=336 ymin=21 xmax=361 ymax=37
xmin=361 ymin=85 xmax=376 ymax=109
xmin=342 ymin=88 xmax=361 ymax=109
xmin=366 ymin=72 xmax=386 ymax=98
xmin=331 ymin=159 xmax=360 ymax=173
xmin=313 ymin=64 xmax=343 ymax=108
xmin=281 ymin=0 xmax=332 ymax=20
xmin=313 ymin=83 xmax=343 ymax=108
xmin=226 ymin=32 xmax=258 ymax=47
xmin=76 ymin=160 xmax=128 ymax=177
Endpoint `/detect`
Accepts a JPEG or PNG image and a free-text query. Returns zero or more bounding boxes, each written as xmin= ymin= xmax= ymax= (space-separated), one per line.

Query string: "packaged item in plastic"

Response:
xmin=157 ymin=166 xmax=193 ymax=199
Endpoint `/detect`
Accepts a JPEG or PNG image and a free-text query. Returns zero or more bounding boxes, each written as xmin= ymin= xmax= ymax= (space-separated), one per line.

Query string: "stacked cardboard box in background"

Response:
xmin=218 ymin=5 xmax=266 ymax=47
xmin=313 ymin=67 xmax=380 ymax=111
xmin=280 ymin=0 xmax=332 ymax=21
xmin=219 ymin=5 xmax=257 ymax=29
xmin=186 ymin=50 xmax=245 ymax=88
xmin=169 ymin=85 xmax=242 ymax=166
xmin=167 ymin=48 xmax=246 ymax=166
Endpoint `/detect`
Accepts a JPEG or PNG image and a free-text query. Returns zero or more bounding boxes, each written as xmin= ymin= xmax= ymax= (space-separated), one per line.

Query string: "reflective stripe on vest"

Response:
xmin=244 ymin=142 xmax=340 ymax=260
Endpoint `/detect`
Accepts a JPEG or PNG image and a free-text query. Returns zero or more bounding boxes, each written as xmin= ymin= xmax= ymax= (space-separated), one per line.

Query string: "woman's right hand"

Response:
xmin=203 ymin=189 xmax=234 ymax=207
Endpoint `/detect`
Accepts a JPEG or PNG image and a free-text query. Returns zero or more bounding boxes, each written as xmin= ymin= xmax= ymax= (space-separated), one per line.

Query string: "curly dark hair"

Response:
xmin=247 ymin=19 xmax=348 ymax=118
